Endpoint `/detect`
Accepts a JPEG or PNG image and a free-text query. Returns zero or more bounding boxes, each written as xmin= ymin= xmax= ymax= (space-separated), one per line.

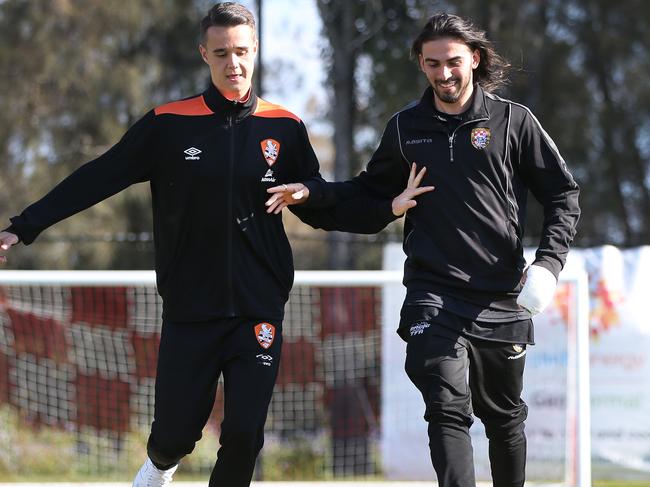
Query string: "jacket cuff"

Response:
xmin=531 ymin=256 xmax=562 ymax=280
xmin=301 ymin=179 xmax=333 ymax=209
xmin=6 ymin=217 xmax=36 ymax=245
xmin=374 ymin=199 xmax=400 ymax=226
xmin=3 ymin=224 xmax=22 ymax=245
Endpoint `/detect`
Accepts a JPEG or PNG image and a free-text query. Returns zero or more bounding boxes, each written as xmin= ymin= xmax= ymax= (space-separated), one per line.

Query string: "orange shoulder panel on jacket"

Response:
xmin=253 ymin=98 xmax=301 ymax=122
xmin=154 ymin=96 xmax=213 ymax=116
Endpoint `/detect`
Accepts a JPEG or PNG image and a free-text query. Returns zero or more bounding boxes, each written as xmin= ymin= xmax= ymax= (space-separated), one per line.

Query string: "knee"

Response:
xmin=147 ymin=428 xmax=199 ymax=467
xmin=221 ymin=422 xmax=264 ymax=455
xmin=424 ymin=402 xmax=474 ymax=429
xmin=482 ymin=404 xmax=528 ymax=441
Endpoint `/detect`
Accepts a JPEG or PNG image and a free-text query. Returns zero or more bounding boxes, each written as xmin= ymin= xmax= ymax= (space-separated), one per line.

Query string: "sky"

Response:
xmin=192 ymin=0 xmax=329 ymax=133
xmin=252 ymin=0 xmax=328 ymax=129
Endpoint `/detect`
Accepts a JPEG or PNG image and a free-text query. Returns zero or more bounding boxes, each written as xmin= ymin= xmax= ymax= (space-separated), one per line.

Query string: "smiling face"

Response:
xmin=199 ymin=24 xmax=257 ymax=101
xmin=418 ymin=37 xmax=480 ymax=114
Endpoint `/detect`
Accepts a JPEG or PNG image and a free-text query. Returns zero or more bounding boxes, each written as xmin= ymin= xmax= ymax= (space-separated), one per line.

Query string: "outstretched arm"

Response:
xmin=268 ymin=163 xmax=434 ymax=234
xmin=5 ymin=111 xmax=158 ymax=246
xmin=266 ymin=163 xmax=432 ymax=215
xmin=288 ymin=114 xmax=416 ymax=212
xmin=266 ymin=114 xmax=433 ymax=232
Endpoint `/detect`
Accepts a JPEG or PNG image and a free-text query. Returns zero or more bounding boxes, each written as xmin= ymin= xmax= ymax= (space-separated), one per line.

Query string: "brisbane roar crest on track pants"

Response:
xmin=147 ymin=317 xmax=282 ymax=487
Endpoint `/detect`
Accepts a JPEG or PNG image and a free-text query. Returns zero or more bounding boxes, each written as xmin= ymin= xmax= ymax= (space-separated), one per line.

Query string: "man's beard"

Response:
xmin=434 ymin=77 xmax=468 ymax=104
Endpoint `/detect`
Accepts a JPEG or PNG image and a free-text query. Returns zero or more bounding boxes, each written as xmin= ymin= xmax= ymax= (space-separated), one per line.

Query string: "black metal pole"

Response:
xmin=255 ymin=0 xmax=263 ymax=96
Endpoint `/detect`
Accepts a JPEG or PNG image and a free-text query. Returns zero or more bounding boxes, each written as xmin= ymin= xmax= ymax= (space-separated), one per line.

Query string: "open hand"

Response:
xmin=392 ymin=163 xmax=435 ymax=216
xmin=265 ymin=183 xmax=309 ymax=214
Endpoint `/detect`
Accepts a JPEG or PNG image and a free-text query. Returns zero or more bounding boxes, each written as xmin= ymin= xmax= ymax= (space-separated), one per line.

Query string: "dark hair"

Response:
xmin=200 ymin=2 xmax=256 ymax=44
xmin=411 ymin=13 xmax=510 ymax=92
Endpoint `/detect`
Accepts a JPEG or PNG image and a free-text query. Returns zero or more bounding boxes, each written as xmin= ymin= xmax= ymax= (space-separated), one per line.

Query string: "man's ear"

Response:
xmin=471 ymin=49 xmax=480 ymax=70
xmin=418 ymin=54 xmax=425 ymax=72
xmin=199 ymin=43 xmax=209 ymax=64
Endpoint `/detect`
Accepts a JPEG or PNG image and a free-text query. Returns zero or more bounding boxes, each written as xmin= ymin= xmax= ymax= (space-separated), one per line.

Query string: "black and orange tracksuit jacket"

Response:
xmin=302 ymin=85 xmax=580 ymax=322
xmin=6 ymin=83 xmax=339 ymax=322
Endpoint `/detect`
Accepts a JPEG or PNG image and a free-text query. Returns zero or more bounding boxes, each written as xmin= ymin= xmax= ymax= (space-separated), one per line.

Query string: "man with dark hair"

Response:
xmin=0 ymin=2 xmax=420 ymax=486
xmin=267 ymin=12 xmax=580 ymax=487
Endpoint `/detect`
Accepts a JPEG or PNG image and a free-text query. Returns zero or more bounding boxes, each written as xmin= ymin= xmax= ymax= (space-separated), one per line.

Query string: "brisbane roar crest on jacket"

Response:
xmin=6 ymin=83 xmax=324 ymax=322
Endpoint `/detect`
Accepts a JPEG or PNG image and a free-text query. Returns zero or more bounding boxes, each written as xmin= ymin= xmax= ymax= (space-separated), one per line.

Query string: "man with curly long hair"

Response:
xmin=267 ymin=13 xmax=580 ymax=487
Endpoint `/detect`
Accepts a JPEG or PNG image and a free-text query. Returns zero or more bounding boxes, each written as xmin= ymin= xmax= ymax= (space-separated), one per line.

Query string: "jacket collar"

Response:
xmin=417 ymin=84 xmax=490 ymax=123
xmin=203 ymin=82 xmax=257 ymax=122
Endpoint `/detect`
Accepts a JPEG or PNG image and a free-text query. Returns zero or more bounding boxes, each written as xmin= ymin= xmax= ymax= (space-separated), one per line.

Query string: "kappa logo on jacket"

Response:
xmin=405 ymin=138 xmax=432 ymax=145
xmin=261 ymin=138 xmax=280 ymax=166
xmin=255 ymin=322 xmax=276 ymax=349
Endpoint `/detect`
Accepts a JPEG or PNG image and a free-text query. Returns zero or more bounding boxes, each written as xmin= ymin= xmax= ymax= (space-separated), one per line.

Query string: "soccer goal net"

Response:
xmin=0 ymin=268 xmax=589 ymax=484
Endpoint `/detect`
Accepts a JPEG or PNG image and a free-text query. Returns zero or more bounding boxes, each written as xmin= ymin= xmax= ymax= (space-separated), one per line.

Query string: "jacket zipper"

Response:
xmin=448 ymin=135 xmax=455 ymax=163
xmin=446 ymin=114 xmax=521 ymax=252
xmin=226 ymin=113 xmax=235 ymax=315
xmin=447 ymin=117 xmax=489 ymax=163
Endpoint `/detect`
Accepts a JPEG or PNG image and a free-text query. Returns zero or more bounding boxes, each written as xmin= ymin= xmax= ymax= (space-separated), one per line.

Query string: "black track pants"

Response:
xmin=146 ymin=317 xmax=282 ymax=487
xmin=404 ymin=322 xmax=528 ymax=487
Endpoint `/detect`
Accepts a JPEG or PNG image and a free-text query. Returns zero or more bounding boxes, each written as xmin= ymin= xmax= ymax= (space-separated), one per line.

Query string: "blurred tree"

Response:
xmin=454 ymin=0 xmax=650 ymax=246
xmin=555 ymin=0 xmax=650 ymax=245
xmin=2 ymin=0 xmax=649 ymax=269
xmin=317 ymin=0 xmax=650 ymax=256
xmin=445 ymin=0 xmax=594 ymax=246
xmin=317 ymin=0 xmax=378 ymax=269
xmin=317 ymin=0 xmax=436 ymax=268
xmin=0 ymin=0 xmax=207 ymax=269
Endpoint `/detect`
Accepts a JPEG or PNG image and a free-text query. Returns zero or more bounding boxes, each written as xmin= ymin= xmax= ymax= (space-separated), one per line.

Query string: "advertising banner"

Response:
xmin=381 ymin=245 xmax=650 ymax=481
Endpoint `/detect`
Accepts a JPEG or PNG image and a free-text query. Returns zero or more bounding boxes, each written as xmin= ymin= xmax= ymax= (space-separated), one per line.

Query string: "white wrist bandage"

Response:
xmin=516 ymin=264 xmax=557 ymax=316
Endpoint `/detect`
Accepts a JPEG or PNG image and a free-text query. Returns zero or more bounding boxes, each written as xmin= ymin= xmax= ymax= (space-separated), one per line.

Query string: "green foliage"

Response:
xmin=0 ymin=404 xmax=223 ymax=480
xmin=2 ymin=0 xmax=650 ymax=270
xmin=0 ymin=405 xmax=77 ymax=479
xmin=259 ymin=435 xmax=328 ymax=480
xmin=0 ymin=0 xmax=206 ymax=270
xmin=457 ymin=0 xmax=650 ymax=246
xmin=354 ymin=0 xmax=435 ymax=158
xmin=320 ymin=0 xmax=650 ymax=251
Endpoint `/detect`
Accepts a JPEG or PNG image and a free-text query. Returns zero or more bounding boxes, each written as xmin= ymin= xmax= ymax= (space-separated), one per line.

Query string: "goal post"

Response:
xmin=563 ymin=265 xmax=591 ymax=487
xmin=0 ymin=269 xmax=399 ymax=479
xmin=0 ymin=267 xmax=589 ymax=483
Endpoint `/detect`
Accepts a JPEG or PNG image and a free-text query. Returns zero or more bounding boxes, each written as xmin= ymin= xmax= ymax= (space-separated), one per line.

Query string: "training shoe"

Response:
xmin=132 ymin=458 xmax=178 ymax=487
